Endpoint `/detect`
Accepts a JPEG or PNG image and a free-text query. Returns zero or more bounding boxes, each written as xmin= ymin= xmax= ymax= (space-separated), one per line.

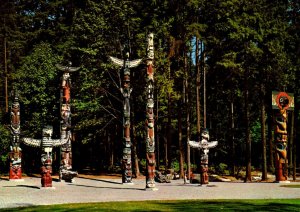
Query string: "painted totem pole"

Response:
xmin=189 ymin=129 xmax=218 ymax=185
xmin=109 ymin=44 xmax=142 ymax=184
xmin=272 ymin=91 xmax=294 ymax=182
xmin=56 ymin=62 xmax=79 ymax=182
xmin=23 ymin=126 xmax=69 ymax=187
xmin=9 ymin=90 xmax=22 ymax=180
xmin=145 ymin=33 xmax=157 ymax=189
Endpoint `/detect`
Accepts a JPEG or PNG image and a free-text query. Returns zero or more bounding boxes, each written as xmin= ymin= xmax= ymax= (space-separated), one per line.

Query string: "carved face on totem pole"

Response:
xmin=201 ymin=128 xmax=209 ymax=143
xmin=11 ymin=100 xmax=20 ymax=131
xmin=147 ymin=33 xmax=154 ymax=60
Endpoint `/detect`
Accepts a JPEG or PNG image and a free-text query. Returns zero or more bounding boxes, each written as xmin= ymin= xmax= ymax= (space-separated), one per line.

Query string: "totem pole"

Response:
xmin=23 ymin=126 xmax=69 ymax=188
xmin=272 ymin=91 xmax=294 ymax=182
xmin=145 ymin=33 xmax=157 ymax=190
xmin=9 ymin=90 xmax=22 ymax=180
xmin=56 ymin=62 xmax=79 ymax=182
xmin=109 ymin=43 xmax=142 ymax=184
xmin=189 ymin=129 xmax=218 ymax=185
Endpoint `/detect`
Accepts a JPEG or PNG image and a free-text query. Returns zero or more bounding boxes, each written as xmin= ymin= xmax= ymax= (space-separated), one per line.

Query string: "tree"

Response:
xmin=12 ymin=43 xmax=61 ymax=134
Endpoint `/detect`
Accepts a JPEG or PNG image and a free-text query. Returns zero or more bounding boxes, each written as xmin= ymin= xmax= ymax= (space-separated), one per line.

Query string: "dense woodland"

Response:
xmin=0 ymin=0 xmax=299 ymax=181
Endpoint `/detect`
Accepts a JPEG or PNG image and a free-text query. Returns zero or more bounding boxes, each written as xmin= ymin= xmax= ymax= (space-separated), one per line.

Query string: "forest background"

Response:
xmin=0 ymin=0 xmax=299 ymax=182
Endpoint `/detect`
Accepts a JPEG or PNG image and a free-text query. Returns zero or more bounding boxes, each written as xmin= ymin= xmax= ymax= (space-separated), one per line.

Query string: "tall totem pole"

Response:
xmin=9 ymin=90 xmax=22 ymax=180
xmin=189 ymin=129 xmax=218 ymax=185
xmin=56 ymin=62 xmax=79 ymax=182
xmin=109 ymin=43 xmax=142 ymax=184
xmin=272 ymin=91 xmax=294 ymax=182
xmin=145 ymin=33 xmax=157 ymax=190
xmin=23 ymin=126 xmax=69 ymax=188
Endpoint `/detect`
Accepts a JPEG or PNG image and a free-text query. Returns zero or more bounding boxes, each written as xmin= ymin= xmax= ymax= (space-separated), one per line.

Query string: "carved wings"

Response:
xmin=128 ymin=59 xmax=143 ymax=68
xmin=109 ymin=56 xmax=142 ymax=68
xmin=23 ymin=138 xmax=41 ymax=148
xmin=189 ymin=140 xmax=218 ymax=149
xmin=109 ymin=56 xmax=123 ymax=67
xmin=56 ymin=64 xmax=80 ymax=73
xmin=22 ymin=137 xmax=69 ymax=148
xmin=51 ymin=138 xmax=68 ymax=147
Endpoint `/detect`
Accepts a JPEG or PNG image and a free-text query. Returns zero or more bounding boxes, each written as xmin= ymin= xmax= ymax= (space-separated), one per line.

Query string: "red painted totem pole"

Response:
xmin=23 ymin=126 xmax=69 ymax=188
xmin=145 ymin=33 xmax=157 ymax=190
xmin=272 ymin=91 xmax=294 ymax=182
xmin=109 ymin=44 xmax=142 ymax=184
xmin=56 ymin=63 xmax=79 ymax=182
xmin=189 ymin=129 xmax=218 ymax=185
xmin=9 ymin=91 xmax=22 ymax=180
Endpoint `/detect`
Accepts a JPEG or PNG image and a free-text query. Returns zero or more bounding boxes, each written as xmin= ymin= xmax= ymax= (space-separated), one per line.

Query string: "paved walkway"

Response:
xmin=1 ymin=176 xmax=300 ymax=209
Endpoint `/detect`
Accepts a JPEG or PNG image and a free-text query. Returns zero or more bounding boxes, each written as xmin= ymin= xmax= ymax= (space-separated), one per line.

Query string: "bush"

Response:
xmin=216 ymin=163 xmax=228 ymax=175
xmin=0 ymin=125 xmax=10 ymax=174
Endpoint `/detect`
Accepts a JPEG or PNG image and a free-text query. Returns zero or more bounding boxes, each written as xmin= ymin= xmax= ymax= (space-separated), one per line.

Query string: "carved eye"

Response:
xmin=279 ymin=96 xmax=289 ymax=106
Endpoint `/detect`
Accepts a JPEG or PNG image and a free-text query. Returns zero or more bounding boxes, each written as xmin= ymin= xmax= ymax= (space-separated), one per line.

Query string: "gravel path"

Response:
xmin=1 ymin=176 xmax=300 ymax=209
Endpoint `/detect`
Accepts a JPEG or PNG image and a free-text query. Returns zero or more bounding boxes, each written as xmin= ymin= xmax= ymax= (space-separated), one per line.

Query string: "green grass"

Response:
xmin=1 ymin=199 xmax=300 ymax=212
xmin=280 ymin=184 xmax=300 ymax=188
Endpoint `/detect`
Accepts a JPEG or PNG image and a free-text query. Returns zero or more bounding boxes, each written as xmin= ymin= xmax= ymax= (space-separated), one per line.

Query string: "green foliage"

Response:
xmin=0 ymin=125 xmax=10 ymax=173
xmin=12 ymin=43 xmax=61 ymax=133
xmin=215 ymin=163 xmax=229 ymax=175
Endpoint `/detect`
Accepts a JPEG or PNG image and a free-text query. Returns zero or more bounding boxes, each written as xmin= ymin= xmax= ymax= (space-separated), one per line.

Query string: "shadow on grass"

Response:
xmin=17 ymin=185 xmax=40 ymax=189
xmin=2 ymin=185 xmax=40 ymax=189
xmin=2 ymin=199 xmax=300 ymax=212
xmin=0 ymin=178 xmax=9 ymax=181
xmin=68 ymin=183 xmax=145 ymax=191
xmin=77 ymin=176 xmax=122 ymax=185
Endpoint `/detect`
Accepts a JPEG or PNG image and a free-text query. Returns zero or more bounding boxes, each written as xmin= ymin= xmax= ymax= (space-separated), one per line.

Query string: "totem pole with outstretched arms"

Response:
xmin=189 ymin=129 xmax=218 ymax=185
xmin=145 ymin=33 xmax=157 ymax=190
xmin=56 ymin=62 xmax=79 ymax=182
xmin=272 ymin=91 xmax=294 ymax=182
xmin=109 ymin=43 xmax=142 ymax=184
xmin=23 ymin=126 xmax=69 ymax=187
xmin=9 ymin=90 xmax=22 ymax=180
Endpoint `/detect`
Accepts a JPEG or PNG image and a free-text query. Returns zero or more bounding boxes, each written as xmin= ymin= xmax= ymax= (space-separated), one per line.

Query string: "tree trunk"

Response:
xmin=196 ymin=37 xmax=201 ymax=138
xmin=178 ymin=101 xmax=184 ymax=178
xmin=186 ymin=43 xmax=191 ymax=182
xmin=132 ymin=123 xmax=140 ymax=177
xmin=289 ymin=111 xmax=294 ymax=178
xmin=293 ymin=108 xmax=297 ymax=180
xmin=156 ymin=89 xmax=160 ymax=169
xmin=261 ymin=83 xmax=267 ymax=181
xmin=267 ymin=105 xmax=275 ymax=172
xmin=166 ymin=90 xmax=172 ymax=169
xmin=244 ymin=74 xmax=252 ymax=182
xmin=230 ymin=101 xmax=236 ymax=176
xmin=202 ymin=44 xmax=207 ymax=129
xmin=4 ymin=37 xmax=9 ymax=113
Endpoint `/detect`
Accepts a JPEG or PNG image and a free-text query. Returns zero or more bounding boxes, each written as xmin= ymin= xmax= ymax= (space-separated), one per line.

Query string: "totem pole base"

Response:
xmin=274 ymin=180 xmax=290 ymax=184
xmin=123 ymin=182 xmax=134 ymax=186
xmin=40 ymin=186 xmax=56 ymax=190
xmin=145 ymin=187 xmax=158 ymax=191
xmin=9 ymin=179 xmax=24 ymax=182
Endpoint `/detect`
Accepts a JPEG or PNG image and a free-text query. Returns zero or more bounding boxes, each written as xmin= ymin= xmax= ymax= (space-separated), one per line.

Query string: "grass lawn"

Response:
xmin=280 ymin=184 xmax=300 ymax=188
xmin=1 ymin=199 xmax=300 ymax=212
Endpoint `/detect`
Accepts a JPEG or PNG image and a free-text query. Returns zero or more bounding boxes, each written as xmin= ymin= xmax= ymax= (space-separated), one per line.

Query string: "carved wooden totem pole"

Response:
xmin=272 ymin=91 xmax=294 ymax=182
xmin=56 ymin=63 xmax=79 ymax=182
xmin=189 ymin=129 xmax=218 ymax=185
xmin=23 ymin=126 xmax=69 ymax=187
xmin=145 ymin=33 xmax=157 ymax=189
xmin=9 ymin=91 xmax=22 ymax=180
xmin=109 ymin=44 xmax=142 ymax=184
